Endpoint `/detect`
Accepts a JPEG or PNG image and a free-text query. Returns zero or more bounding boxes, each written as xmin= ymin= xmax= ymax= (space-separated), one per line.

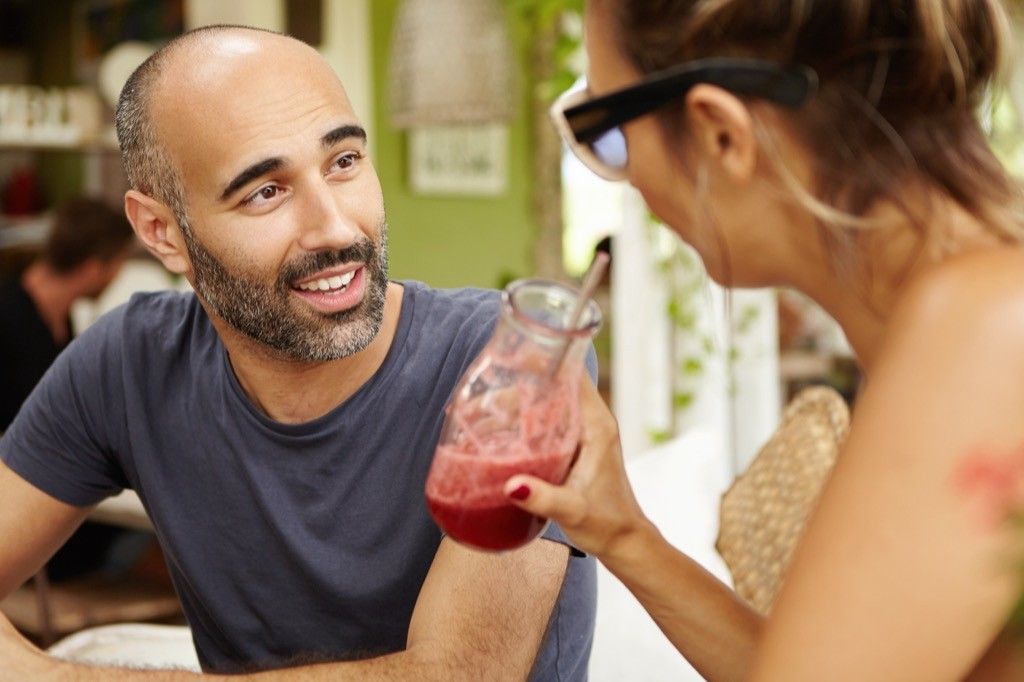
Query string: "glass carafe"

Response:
xmin=425 ymin=279 xmax=602 ymax=551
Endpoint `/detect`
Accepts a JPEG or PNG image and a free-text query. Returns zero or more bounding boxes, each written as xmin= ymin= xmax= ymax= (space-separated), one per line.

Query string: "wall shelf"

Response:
xmin=0 ymin=141 xmax=118 ymax=153
xmin=0 ymin=214 xmax=49 ymax=248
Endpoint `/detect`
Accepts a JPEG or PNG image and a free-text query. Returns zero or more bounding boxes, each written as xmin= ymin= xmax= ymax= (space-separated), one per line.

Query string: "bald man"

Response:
xmin=0 ymin=26 xmax=596 ymax=680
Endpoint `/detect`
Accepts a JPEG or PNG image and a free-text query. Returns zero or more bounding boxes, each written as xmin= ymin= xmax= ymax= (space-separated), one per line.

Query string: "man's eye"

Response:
xmin=334 ymin=152 xmax=362 ymax=171
xmin=242 ymin=185 xmax=280 ymax=206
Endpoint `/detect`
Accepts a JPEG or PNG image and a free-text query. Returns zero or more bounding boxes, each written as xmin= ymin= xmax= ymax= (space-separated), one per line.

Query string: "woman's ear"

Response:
xmin=684 ymin=84 xmax=757 ymax=183
xmin=124 ymin=190 xmax=190 ymax=275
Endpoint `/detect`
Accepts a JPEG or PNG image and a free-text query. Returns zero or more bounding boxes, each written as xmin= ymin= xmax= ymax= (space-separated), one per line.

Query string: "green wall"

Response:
xmin=370 ymin=1 xmax=535 ymax=290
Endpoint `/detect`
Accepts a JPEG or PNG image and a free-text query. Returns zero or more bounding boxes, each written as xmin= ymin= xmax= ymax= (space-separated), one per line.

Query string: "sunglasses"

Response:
xmin=549 ymin=58 xmax=818 ymax=181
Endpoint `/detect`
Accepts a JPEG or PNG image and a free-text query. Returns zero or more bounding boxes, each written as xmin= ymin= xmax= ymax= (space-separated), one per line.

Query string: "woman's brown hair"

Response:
xmin=606 ymin=0 xmax=1024 ymax=278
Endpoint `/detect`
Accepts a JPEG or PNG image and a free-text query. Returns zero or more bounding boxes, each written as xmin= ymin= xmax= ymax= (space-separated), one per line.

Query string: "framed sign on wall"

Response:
xmin=407 ymin=124 xmax=509 ymax=197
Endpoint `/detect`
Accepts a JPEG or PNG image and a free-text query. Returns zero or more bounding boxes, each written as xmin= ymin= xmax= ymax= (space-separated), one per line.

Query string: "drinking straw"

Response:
xmin=549 ymin=251 xmax=609 ymax=379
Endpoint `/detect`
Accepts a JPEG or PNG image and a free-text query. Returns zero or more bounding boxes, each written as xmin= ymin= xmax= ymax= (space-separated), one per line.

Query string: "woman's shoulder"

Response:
xmin=888 ymin=246 xmax=1024 ymax=350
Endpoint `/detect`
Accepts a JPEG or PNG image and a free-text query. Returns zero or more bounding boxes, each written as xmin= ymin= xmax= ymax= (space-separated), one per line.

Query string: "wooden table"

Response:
xmin=2 ymin=489 xmax=180 ymax=646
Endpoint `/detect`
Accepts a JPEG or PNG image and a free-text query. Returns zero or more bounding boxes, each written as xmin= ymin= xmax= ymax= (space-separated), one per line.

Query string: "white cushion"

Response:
xmin=48 ymin=623 xmax=200 ymax=671
xmin=590 ymin=428 xmax=732 ymax=681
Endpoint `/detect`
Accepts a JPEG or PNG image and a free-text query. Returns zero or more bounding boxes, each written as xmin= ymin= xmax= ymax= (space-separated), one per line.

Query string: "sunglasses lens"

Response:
xmin=589 ymin=127 xmax=627 ymax=173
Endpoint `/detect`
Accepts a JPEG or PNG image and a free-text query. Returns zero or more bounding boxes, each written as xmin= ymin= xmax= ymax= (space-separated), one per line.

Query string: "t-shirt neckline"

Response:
xmin=217 ymin=280 xmax=421 ymax=435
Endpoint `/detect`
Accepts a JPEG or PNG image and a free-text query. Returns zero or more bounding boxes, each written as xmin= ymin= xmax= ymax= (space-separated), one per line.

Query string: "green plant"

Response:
xmin=988 ymin=87 xmax=1024 ymax=179
xmin=645 ymin=220 xmax=708 ymax=442
xmin=512 ymin=0 xmax=584 ymax=100
xmin=646 ymin=217 xmax=762 ymax=441
xmin=512 ymin=0 xmax=761 ymax=444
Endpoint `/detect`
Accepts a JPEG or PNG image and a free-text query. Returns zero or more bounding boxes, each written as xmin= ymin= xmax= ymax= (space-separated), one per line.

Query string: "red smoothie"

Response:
xmin=427 ymin=497 xmax=547 ymax=551
xmin=425 ymin=342 xmax=583 ymax=551
xmin=425 ymin=437 xmax=575 ymax=551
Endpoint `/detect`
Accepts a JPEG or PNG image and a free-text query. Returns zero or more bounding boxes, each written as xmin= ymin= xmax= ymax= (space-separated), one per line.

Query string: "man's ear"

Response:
xmin=124 ymin=190 xmax=190 ymax=275
xmin=684 ymin=84 xmax=757 ymax=183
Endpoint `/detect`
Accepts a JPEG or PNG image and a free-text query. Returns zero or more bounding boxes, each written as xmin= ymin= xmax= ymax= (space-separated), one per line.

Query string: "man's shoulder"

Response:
xmin=91 ymin=288 xmax=199 ymax=331
xmin=405 ymin=281 xmax=501 ymax=319
xmin=76 ymin=289 xmax=208 ymax=358
xmin=403 ymin=281 xmax=500 ymax=334
xmin=397 ymin=281 xmax=502 ymax=370
xmin=123 ymin=288 xmax=202 ymax=320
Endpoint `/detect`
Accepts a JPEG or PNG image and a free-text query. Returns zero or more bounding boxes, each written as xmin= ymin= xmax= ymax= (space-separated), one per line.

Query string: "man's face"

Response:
xmin=179 ymin=215 xmax=389 ymax=362
xmin=155 ymin=34 xmax=389 ymax=362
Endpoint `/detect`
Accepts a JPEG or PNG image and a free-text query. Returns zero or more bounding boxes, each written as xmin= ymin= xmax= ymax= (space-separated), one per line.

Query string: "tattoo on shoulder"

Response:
xmin=955 ymin=446 xmax=1024 ymax=529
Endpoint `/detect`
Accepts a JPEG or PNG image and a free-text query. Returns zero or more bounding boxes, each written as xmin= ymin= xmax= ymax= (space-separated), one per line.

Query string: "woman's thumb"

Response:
xmin=504 ymin=475 xmax=584 ymax=526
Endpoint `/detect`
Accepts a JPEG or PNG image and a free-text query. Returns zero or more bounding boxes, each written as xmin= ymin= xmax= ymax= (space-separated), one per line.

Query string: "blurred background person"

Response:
xmin=1 ymin=197 xmax=135 ymax=585
xmin=1 ymin=197 xmax=133 ymax=430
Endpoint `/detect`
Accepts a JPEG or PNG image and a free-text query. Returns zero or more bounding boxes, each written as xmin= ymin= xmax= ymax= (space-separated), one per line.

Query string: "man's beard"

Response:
xmin=180 ymin=218 xmax=390 ymax=362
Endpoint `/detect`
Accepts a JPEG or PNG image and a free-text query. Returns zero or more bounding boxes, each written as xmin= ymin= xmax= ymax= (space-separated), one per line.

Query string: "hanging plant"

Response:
xmin=512 ymin=0 xmax=584 ymax=100
xmin=645 ymin=217 xmax=762 ymax=443
xmin=645 ymin=220 xmax=714 ymax=443
xmin=514 ymin=0 xmax=765 ymax=446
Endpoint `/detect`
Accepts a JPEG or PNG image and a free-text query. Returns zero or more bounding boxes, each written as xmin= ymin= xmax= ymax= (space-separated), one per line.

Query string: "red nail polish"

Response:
xmin=509 ymin=484 xmax=530 ymax=501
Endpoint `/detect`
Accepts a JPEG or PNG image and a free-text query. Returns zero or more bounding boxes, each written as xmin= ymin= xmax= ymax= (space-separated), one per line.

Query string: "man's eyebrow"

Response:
xmin=321 ymin=125 xmax=367 ymax=148
xmin=220 ymin=157 xmax=286 ymax=202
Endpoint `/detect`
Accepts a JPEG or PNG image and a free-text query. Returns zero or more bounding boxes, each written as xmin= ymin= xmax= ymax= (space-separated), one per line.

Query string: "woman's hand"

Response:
xmin=503 ymin=376 xmax=654 ymax=559
xmin=507 ymin=376 xmax=764 ymax=682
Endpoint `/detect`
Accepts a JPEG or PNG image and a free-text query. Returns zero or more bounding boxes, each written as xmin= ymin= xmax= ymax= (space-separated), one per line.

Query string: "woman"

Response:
xmin=505 ymin=1 xmax=1024 ymax=679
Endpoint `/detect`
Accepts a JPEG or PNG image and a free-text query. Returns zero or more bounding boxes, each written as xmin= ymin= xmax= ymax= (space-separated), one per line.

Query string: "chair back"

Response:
xmin=716 ymin=385 xmax=850 ymax=615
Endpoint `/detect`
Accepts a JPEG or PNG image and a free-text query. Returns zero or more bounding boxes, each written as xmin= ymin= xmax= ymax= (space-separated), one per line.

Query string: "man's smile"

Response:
xmin=289 ymin=265 xmax=366 ymax=314
xmin=291 ymin=263 xmax=363 ymax=292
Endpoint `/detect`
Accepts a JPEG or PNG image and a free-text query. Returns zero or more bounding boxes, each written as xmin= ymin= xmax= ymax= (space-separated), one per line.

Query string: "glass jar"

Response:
xmin=425 ymin=279 xmax=602 ymax=551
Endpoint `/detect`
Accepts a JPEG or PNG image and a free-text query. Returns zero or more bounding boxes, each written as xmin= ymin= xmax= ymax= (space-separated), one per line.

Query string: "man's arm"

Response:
xmin=0 ymin=535 xmax=569 ymax=681
xmin=405 ymin=536 xmax=569 ymax=678
xmin=0 ymin=460 xmax=91 ymax=599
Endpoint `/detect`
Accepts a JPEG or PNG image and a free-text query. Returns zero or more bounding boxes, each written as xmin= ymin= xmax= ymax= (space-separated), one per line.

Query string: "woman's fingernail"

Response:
xmin=509 ymin=484 xmax=531 ymax=501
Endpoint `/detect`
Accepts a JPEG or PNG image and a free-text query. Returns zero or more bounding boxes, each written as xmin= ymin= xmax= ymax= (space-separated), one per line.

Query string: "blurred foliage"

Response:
xmin=511 ymin=0 xmax=582 ymax=22
xmin=650 ymin=220 xmax=710 ymax=441
xmin=987 ymin=88 xmax=1024 ymax=179
xmin=511 ymin=0 xmax=585 ymax=101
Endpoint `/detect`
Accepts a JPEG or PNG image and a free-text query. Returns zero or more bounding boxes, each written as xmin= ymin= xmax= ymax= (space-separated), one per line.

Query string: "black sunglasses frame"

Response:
xmin=564 ymin=58 xmax=818 ymax=145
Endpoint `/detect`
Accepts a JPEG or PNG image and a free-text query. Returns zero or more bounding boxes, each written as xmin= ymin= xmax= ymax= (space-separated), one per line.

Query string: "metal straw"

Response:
xmin=549 ymin=251 xmax=610 ymax=379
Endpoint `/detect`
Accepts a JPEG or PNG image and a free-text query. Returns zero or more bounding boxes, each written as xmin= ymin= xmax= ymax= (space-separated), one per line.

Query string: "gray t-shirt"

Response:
xmin=1 ymin=281 xmax=596 ymax=678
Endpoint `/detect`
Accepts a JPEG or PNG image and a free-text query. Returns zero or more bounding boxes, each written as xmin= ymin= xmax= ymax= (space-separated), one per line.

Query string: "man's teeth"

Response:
xmin=297 ymin=270 xmax=356 ymax=292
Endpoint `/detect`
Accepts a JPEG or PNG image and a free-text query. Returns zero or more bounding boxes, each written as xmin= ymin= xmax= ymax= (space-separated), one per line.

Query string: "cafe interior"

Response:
xmin=3 ymin=0 xmax=1024 ymax=679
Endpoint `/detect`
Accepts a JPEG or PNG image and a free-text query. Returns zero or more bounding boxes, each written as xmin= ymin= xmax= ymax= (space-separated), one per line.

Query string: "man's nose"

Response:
xmin=295 ymin=180 xmax=361 ymax=252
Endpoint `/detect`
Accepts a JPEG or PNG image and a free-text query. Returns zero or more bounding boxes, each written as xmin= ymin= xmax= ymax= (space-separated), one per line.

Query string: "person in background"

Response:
xmin=0 ymin=197 xmax=133 ymax=430
xmin=0 ymin=25 xmax=595 ymax=680
xmin=0 ymin=197 xmax=136 ymax=585
xmin=505 ymin=0 xmax=1024 ymax=679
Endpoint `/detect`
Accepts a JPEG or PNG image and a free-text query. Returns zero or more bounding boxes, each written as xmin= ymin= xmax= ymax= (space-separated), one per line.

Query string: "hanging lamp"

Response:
xmin=388 ymin=0 xmax=516 ymax=128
